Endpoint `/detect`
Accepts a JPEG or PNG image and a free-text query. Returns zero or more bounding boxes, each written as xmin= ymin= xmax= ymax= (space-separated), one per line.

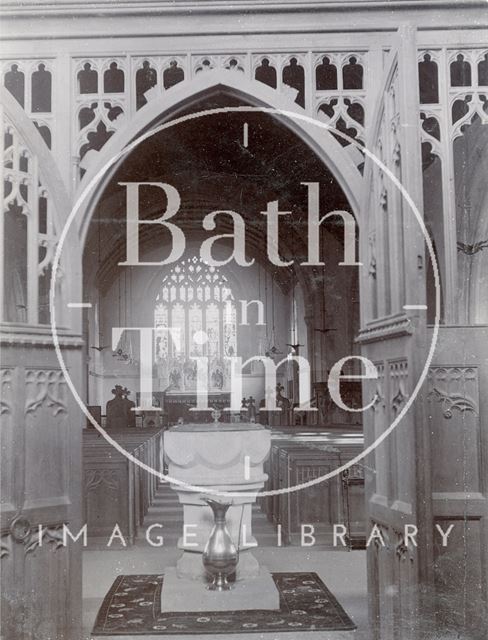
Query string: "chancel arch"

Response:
xmin=81 ymin=84 xmax=361 ymax=421
xmin=75 ymin=69 xmax=363 ymax=247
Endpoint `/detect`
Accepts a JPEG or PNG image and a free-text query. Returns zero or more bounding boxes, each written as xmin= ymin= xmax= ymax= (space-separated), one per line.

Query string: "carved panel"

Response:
xmin=1 ymin=59 xmax=54 ymax=147
xmin=83 ymin=458 xmax=133 ymax=543
xmin=85 ymin=469 xmax=119 ymax=492
xmin=24 ymin=369 xmax=69 ymax=504
xmin=389 ymin=359 xmax=412 ymax=507
xmin=416 ymin=47 xmax=488 ymax=324
xmin=314 ymin=51 xmax=367 ymax=169
xmin=427 ymin=366 xmax=481 ymax=493
xmin=372 ymin=361 xmax=389 ymax=501
xmin=0 ymin=533 xmax=12 ymax=559
xmin=1 ymin=368 xmax=15 ymax=508
xmin=370 ymin=521 xmax=419 ymax=637
xmin=73 ymin=56 xmax=129 ymax=180
xmin=67 ymin=47 xmax=371 ymax=181
xmin=1 ymin=109 xmax=60 ymax=324
xmin=433 ymin=517 xmax=486 ymax=637
xmin=427 ymin=366 xmax=478 ymax=419
xmin=394 ymin=526 xmax=418 ymax=639
xmin=447 ymin=49 xmax=488 ymax=140
xmin=25 ymin=369 xmax=67 ymax=416
xmin=389 ymin=359 xmax=409 ymax=415
xmin=370 ymin=520 xmax=396 ymax=639
xmin=0 ymin=522 xmax=64 ymax=559
xmin=0 ymin=368 xmax=13 ymax=416
xmin=132 ymin=55 xmax=187 ymax=110
xmin=22 ymin=523 xmax=71 ymax=640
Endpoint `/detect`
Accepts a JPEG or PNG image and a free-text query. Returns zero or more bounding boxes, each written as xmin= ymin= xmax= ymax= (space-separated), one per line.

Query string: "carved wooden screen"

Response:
xmin=1 ymin=109 xmax=59 ymax=325
xmin=419 ymin=43 xmax=488 ymax=636
xmin=358 ymin=27 xmax=429 ymax=640
xmin=0 ymin=87 xmax=83 ymax=640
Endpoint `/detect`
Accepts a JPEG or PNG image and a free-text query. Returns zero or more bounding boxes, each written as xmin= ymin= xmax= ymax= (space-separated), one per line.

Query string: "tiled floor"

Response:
xmin=83 ymin=484 xmax=369 ymax=639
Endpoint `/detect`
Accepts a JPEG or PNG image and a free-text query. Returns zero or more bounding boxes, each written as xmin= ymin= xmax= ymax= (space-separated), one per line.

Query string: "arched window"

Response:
xmin=154 ymin=257 xmax=237 ymax=392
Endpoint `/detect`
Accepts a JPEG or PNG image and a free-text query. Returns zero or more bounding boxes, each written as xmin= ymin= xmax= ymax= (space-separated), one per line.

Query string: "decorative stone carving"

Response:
xmin=9 ymin=515 xmax=32 ymax=542
xmin=370 ymin=521 xmax=390 ymax=551
xmin=427 ymin=366 xmax=478 ymax=419
xmin=1 ymin=108 xmax=61 ymax=325
xmin=456 ymin=239 xmax=488 ymax=255
xmin=1 ymin=521 xmax=64 ymax=556
xmin=24 ymin=369 xmax=67 ymax=416
xmin=368 ymin=232 xmax=377 ymax=280
xmin=395 ymin=530 xmax=414 ymax=563
xmin=24 ymin=525 xmax=64 ymax=555
xmin=0 ymin=368 xmax=13 ymax=415
xmin=1 ymin=59 xmax=54 ymax=144
xmin=343 ymin=463 xmax=365 ymax=481
xmin=390 ymin=360 xmax=408 ymax=414
xmin=371 ymin=361 xmax=385 ymax=412
xmin=357 ymin=316 xmax=412 ymax=344
xmin=1 ymin=534 xmax=12 ymax=559
xmin=85 ymin=469 xmax=119 ymax=492
xmin=392 ymin=139 xmax=401 ymax=166
xmin=428 ymin=386 xmax=478 ymax=418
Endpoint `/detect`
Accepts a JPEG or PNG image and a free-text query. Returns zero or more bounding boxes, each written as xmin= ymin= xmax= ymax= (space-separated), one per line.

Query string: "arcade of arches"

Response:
xmin=1 ymin=3 xmax=487 ymax=640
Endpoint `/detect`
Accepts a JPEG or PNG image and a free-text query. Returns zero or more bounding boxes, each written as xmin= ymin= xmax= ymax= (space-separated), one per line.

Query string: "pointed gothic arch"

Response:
xmin=75 ymin=69 xmax=363 ymax=248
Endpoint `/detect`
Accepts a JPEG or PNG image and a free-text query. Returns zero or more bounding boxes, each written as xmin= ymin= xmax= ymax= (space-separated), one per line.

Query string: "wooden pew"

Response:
xmin=83 ymin=441 xmax=140 ymax=546
xmin=279 ymin=444 xmax=343 ymax=545
xmin=261 ymin=428 xmax=366 ymax=548
xmin=82 ymin=429 xmax=163 ymax=547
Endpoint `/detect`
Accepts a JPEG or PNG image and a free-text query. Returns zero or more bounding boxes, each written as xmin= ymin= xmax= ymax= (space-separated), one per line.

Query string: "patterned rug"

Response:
xmin=92 ymin=572 xmax=356 ymax=635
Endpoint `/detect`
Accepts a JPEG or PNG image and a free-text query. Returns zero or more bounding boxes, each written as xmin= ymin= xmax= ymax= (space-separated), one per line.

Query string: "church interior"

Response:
xmin=1 ymin=2 xmax=487 ymax=639
xmin=80 ymin=94 xmax=368 ymax=635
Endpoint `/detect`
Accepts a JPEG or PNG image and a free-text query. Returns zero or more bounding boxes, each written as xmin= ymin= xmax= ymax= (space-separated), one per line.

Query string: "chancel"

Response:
xmin=1 ymin=3 xmax=487 ymax=640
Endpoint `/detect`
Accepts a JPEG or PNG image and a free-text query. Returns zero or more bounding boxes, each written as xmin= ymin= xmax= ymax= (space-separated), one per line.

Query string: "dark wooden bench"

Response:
xmin=82 ymin=429 xmax=164 ymax=547
xmin=260 ymin=430 xmax=366 ymax=548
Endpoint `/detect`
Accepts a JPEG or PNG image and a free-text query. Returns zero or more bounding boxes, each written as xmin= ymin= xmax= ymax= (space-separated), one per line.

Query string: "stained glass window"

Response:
xmin=154 ymin=257 xmax=237 ymax=392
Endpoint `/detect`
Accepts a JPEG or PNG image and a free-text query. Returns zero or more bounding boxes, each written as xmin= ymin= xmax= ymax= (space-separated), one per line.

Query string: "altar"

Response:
xmin=164 ymin=392 xmax=231 ymax=424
